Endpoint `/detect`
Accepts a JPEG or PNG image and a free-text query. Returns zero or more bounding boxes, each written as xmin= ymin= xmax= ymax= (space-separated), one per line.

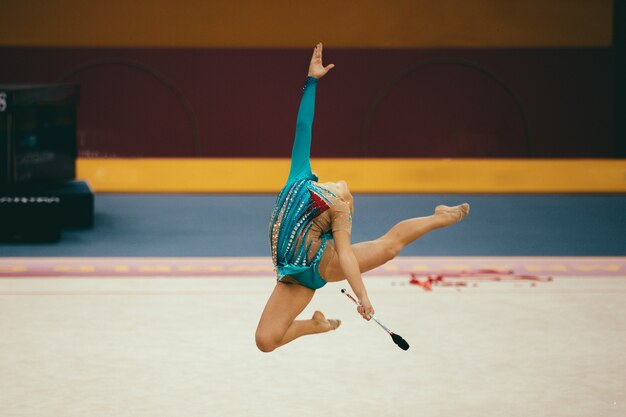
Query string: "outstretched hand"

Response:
xmin=308 ymin=42 xmax=335 ymax=79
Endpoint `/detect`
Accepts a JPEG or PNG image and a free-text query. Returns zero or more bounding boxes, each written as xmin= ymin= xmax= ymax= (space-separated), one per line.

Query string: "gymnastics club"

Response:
xmin=341 ymin=288 xmax=410 ymax=351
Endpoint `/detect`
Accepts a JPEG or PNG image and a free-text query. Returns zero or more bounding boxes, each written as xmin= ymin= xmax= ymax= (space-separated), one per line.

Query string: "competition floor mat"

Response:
xmin=1 ymin=256 xmax=625 ymax=417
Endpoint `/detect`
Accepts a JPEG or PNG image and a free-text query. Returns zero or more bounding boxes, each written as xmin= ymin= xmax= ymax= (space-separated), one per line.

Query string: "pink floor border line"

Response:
xmin=0 ymin=257 xmax=625 ymax=278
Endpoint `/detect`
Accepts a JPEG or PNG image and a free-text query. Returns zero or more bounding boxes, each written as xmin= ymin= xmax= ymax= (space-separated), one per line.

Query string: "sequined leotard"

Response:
xmin=269 ymin=77 xmax=352 ymax=290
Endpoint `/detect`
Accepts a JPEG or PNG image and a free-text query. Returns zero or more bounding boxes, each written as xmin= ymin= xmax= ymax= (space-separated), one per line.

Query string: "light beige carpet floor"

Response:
xmin=1 ymin=275 xmax=624 ymax=417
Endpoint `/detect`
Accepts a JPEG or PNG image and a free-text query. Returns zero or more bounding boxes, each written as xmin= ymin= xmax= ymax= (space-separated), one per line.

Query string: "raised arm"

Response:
xmin=287 ymin=43 xmax=335 ymax=183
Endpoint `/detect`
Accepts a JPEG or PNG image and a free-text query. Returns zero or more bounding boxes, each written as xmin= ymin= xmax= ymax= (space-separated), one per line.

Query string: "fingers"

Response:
xmin=357 ymin=306 xmax=372 ymax=320
xmin=312 ymin=42 xmax=323 ymax=60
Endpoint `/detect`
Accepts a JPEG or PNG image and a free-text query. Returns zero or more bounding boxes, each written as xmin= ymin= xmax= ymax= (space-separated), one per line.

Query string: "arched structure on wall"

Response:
xmin=361 ymin=58 xmax=531 ymax=157
xmin=58 ymin=58 xmax=201 ymax=156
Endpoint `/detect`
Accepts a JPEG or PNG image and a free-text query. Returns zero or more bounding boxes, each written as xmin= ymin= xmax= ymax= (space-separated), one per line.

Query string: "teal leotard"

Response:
xmin=269 ymin=77 xmax=336 ymax=290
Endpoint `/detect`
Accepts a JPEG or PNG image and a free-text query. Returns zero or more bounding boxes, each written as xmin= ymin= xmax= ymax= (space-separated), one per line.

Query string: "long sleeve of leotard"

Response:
xmin=287 ymin=76 xmax=318 ymax=183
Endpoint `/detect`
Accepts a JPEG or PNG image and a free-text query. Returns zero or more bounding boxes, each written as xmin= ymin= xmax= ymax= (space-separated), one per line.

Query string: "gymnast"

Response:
xmin=255 ymin=43 xmax=469 ymax=352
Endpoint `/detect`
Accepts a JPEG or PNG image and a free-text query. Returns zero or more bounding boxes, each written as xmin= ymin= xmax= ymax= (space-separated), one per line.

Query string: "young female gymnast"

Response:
xmin=255 ymin=43 xmax=469 ymax=352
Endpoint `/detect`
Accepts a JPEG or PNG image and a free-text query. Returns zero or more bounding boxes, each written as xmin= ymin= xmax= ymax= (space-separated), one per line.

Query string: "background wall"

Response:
xmin=0 ymin=0 xmax=613 ymax=47
xmin=0 ymin=47 xmax=614 ymax=158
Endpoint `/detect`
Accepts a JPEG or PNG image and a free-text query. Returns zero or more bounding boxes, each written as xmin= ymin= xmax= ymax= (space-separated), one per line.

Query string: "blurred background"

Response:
xmin=0 ymin=0 xmax=623 ymax=192
xmin=0 ymin=0 xmax=624 ymax=254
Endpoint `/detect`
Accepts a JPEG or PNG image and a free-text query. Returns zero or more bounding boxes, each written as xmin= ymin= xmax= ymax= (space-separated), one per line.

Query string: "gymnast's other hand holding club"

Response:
xmin=333 ymin=229 xmax=375 ymax=322
xmin=357 ymin=293 xmax=374 ymax=321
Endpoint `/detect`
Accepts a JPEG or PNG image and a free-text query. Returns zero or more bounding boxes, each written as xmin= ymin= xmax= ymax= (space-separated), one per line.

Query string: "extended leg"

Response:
xmin=323 ymin=204 xmax=469 ymax=281
xmin=255 ymin=282 xmax=339 ymax=352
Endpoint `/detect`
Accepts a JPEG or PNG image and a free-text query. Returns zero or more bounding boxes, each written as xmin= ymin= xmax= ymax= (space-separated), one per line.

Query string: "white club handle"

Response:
xmin=341 ymin=289 xmax=392 ymax=334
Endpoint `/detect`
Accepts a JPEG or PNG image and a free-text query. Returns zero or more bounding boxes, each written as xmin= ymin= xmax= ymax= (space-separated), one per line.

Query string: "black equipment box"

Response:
xmin=0 ymin=180 xmax=94 ymax=243
xmin=0 ymin=195 xmax=62 ymax=242
xmin=0 ymin=84 xmax=80 ymax=188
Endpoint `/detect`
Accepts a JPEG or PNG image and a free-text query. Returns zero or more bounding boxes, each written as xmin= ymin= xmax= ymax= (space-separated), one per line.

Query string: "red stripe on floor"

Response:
xmin=0 ymin=257 xmax=624 ymax=277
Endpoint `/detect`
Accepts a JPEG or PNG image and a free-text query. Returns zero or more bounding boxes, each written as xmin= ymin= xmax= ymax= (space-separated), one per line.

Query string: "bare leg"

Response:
xmin=279 ymin=310 xmax=340 ymax=348
xmin=323 ymin=204 xmax=469 ymax=281
xmin=255 ymin=282 xmax=340 ymax=352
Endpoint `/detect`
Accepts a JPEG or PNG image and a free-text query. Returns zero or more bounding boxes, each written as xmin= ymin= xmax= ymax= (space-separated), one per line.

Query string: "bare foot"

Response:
xmin=312 ymin=310 xmax=341 ymax=332
xmin=434 ymin=203 xmax=470 ymax=226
